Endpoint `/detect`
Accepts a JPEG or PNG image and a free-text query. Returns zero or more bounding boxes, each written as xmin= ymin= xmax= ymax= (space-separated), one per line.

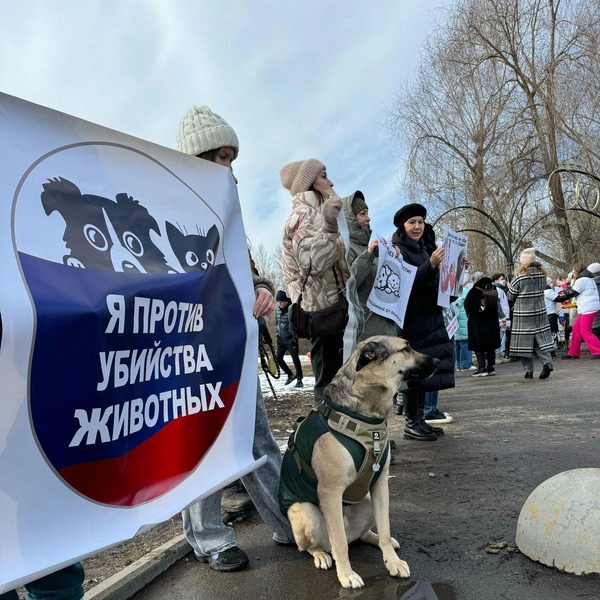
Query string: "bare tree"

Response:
xmin=250 ymin=241 xmax=286 ymax=294
xmin=391 ymin=0 xmax=600 ymax=271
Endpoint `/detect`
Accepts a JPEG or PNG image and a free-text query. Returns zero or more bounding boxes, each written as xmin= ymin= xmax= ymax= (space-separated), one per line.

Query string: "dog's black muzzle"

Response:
xmin=404 ymin=355 xmax=439 ymax=380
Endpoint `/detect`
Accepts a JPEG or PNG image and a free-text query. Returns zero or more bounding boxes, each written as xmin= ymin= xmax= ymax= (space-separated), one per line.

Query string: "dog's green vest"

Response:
xmin=278 ymin=396 xmax=389 ymax=515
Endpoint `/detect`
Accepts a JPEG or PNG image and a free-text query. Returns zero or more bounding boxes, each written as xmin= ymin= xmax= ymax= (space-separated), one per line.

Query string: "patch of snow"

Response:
xmin=258 ymin=371 xmax=316 ymax=399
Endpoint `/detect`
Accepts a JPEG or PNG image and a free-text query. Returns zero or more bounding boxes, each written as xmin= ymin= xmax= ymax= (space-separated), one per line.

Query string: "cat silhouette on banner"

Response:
xmin=41 ymin=177 xmax=220 ymax=275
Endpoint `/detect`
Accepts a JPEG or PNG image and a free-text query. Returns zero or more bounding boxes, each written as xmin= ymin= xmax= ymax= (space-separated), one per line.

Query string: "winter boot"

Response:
xmin=416 ymin=391 xmax=444 ymax=436
xmin=403 ymin=391 xmax=437 ymax=441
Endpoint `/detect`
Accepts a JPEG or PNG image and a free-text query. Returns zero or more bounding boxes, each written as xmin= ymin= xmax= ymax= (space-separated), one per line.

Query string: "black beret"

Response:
xmin=393 ymin=203 xmax=427 ymax=228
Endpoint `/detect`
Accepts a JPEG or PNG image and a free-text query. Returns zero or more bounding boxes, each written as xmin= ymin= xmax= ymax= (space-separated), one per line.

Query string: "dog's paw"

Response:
xmin=390 ymin=536 xmax=400 ymax=550
xmin=385 ymin=557 xmax=410 ymax=578
xmin=312 ymin=550 xmax=333 ymax=570
xmin=338 ymin=570 xmax=364 ymax=589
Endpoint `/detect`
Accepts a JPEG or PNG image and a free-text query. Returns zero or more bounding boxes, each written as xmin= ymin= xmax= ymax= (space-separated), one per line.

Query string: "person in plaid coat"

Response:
xmin=506 ymin=248 xmax=554 ymax=379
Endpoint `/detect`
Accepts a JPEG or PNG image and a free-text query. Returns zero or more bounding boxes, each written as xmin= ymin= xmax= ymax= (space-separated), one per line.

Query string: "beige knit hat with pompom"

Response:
xmin=177 ymin=105 xmax=239 ymax=159
xmin=280 ymin=159 xmax=326 ymax=195
xmin=519 ymin=247 xmax=538 ymax=265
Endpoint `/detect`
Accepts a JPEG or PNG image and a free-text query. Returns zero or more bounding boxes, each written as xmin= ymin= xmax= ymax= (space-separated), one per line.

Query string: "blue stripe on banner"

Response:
xmin=20 ymin=253 xmax=246 ymax=470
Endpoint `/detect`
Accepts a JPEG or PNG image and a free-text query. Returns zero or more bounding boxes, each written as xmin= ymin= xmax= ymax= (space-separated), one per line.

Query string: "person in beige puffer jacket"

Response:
xmin=280 ymin=159 xmax=350 ymax=405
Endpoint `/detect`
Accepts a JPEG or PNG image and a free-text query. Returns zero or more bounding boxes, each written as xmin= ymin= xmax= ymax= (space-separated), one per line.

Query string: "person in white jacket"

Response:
xmin=555 ymin=263 xmax=600 ymax=359
xmin=492 ymin=273 xmax=510 ymax=361
xmin=543 ymin=276 xmax=559 ymax=349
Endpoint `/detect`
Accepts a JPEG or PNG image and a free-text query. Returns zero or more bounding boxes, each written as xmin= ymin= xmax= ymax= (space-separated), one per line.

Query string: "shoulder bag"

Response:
xmin=290 ymin=263 xmax=349 ymax=339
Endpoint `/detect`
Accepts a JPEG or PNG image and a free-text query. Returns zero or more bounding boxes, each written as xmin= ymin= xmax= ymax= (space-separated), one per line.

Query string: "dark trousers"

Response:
xmin=476 ymin=350 xmax=495 ymax=370
xmin=504 ymin=327 xmax=512 ymax=356
xmin=548 ymin=313 xmax=559 ymax=335
xmin=310 ymin=333 xmax=344 ymax=406
xmin=276 ymin=336 xmax=303 ymax=379
xmin=1 ymin=563 xmax=84 ymax=600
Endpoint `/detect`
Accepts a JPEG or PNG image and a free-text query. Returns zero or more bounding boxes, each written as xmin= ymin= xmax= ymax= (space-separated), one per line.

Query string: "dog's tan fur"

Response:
xmin=287 ymin=335 xmax=438 ymax=589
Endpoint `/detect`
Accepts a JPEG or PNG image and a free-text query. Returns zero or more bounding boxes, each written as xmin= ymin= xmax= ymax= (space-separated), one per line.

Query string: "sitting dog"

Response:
xmin=279 ymin=335 xmax=438 ymax=589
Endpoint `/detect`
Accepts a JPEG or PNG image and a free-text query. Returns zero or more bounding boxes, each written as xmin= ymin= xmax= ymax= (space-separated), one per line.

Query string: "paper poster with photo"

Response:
xmin=0 ymin=93 xmax=261 ymax=592
xmin=438 ymin=228 xmax=468 ymax=308
xmin=366 ymin=237 xmax=417 ymax=329
xmin=442 ymin=303 xmax=460 ymax=339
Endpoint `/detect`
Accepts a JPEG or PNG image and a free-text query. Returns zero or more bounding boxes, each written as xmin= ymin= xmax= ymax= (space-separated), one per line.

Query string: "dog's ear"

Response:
xmin=356 ymin=341 xmax=389 ymax=372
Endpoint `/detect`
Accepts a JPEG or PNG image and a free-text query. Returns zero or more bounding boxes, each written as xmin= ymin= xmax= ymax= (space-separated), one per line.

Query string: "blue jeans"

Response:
xmin=496 ymin=330 xmax=507 ymax=356
xmin=424 ymin=391 xmax=438 ymax=416
xmin=182 ymin=382 xmax=293 ymax=556
xmin=454 ymin=339 xmax=472 ymax=369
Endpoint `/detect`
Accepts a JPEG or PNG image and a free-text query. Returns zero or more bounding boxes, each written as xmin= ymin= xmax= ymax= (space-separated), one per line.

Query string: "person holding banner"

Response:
xmin=281 ymin=160 xmax=350 ymax=405
xmin=176 ymin=105 xmax=294 ymax=571
xmin=392 ymin=203 xmax=455 ymax=441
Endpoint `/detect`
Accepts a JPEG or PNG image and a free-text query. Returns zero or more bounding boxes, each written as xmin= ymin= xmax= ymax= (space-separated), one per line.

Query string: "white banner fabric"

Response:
xmin=0 ymin=93 xmax=261 ymax=592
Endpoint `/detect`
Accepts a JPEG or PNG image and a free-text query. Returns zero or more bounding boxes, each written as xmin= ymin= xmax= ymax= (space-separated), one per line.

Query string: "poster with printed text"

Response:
xmin=0 ymin=93 xmax=261 ymax=592
xmin=437 ymin=228 xmax=468 ymax=308
xmin=366 ymin=237 xmax=417 ymax=329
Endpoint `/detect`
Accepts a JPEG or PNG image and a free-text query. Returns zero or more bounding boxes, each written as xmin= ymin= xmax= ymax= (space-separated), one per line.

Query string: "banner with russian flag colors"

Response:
xmin=0 ymin=93 xmax=260 ymax=592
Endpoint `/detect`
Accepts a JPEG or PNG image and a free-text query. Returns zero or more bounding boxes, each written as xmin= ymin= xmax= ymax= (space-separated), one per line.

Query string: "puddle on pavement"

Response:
xmin=336 ymin=579 xmax=456 ymax=600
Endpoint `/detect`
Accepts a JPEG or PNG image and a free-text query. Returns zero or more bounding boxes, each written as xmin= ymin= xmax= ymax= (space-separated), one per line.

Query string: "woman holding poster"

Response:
xmin=392 ymin=204 xmax=455 ymax=442
xmin=342 ymin=192 xmax=401 ymax=340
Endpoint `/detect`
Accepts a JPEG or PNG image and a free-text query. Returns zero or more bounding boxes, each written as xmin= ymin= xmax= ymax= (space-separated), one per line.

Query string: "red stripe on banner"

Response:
xmin=57 ymin=381 xmax=240 ymax=506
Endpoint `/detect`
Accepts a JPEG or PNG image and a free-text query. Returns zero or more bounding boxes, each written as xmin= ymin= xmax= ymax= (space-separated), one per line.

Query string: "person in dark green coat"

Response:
xmin=342 ymin=192 xmax=400 ymax=341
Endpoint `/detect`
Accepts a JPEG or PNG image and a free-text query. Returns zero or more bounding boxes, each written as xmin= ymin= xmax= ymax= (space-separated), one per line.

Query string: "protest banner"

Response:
xmin=0 ymin=93 xmax=261 ymax=592
xmin=366 ymin=237 xmax=417 ymax=329
xmin=438 ymin=228 xmax=468 ymax=308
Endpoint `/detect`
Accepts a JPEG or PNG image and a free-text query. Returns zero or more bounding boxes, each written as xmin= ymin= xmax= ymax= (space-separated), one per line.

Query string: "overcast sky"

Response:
xmin=1 ymin=0 xmax=448 ymax=253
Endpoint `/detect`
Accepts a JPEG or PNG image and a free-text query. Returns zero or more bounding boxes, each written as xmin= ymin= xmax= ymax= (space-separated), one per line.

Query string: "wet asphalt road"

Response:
xmin=133 ymin=354 xmax=600 ymax=600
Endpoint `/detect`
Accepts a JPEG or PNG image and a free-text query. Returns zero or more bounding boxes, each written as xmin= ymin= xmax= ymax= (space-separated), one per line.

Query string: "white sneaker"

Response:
xmin=466 ymin=365 xmax=477 ymax=370
xmin=424 ymin=408 xmax=454 ymax=424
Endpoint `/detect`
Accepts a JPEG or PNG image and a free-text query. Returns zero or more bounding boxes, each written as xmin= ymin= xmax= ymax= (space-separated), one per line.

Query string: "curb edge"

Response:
xmin=86 ymin=535 xmax=191 ymax=600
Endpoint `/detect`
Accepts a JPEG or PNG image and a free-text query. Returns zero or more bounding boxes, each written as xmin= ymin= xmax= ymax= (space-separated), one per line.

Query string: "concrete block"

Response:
xmin=516 ymin=468 xmax=600 ymax=575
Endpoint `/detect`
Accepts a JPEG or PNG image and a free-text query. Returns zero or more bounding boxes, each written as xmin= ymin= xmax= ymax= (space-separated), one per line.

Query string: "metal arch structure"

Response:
xmin=432 ymin=166 xmax=600 ymax=273
xmin=431 ymin=205 xmax=559 ymax=273
xmin=546 ymin=165 xmax=600 ymax=212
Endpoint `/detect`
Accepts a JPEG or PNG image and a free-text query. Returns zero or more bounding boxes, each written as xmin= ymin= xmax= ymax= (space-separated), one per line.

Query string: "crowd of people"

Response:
xmin=5 ymin=103 xmax=600 ymax=599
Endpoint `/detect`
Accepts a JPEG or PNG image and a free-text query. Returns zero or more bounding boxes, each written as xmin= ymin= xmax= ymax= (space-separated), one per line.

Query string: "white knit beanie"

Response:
xmin=177 ymin=105 xmax=239 ymax=159
xmin=280 ymin=159 xmax=326 ymax=195
xmin=519 ymin=247 xmax=538 ymax=265
xmin=587 ymin=262 xmax=600 ymax=273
